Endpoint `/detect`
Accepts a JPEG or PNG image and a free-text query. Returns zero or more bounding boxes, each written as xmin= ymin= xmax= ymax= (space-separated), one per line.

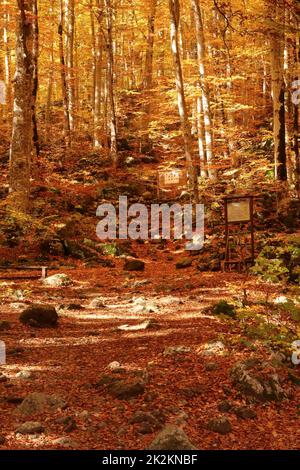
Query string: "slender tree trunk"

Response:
xmin=2 ymin=4 xmax=12 ymax=113
xmin=45 ymin=0 xmax=55 ymax=140
xmin=142 ymin=0 xmax=158 ymax=152
xmin=59 ymin=0 xmax=71 ymax=148
xmin=32 ymin=0 xmax=39 ymax=157
xmin=191 ymin=0 xmax=214 ymax=178
xmin=93 ymin=0 xmax=104 ymax=149
xmin=105 ymin=0 xmax=118 ymax=167
xmin=269 ymin=2 xmax=287 ymax=181
xmin=169 ymin=0 xmax=198 ymax=202
xmin=9 ymin=0 xmax=34 ymax=212
xmin=65 ymin=0 xmax=75 ymax=132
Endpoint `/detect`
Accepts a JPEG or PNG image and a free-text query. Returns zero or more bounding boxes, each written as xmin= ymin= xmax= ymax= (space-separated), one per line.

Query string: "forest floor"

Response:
xmin=0 ymin=135 xmax=300 ymax=450
xmin=0 ymin=256 xmax=300 ymax=450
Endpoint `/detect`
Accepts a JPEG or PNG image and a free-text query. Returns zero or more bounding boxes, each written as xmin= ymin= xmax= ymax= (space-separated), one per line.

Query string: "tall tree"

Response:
xmin=9 ymin=0 xmax=34 ymax=212
xmin=169 ymin=0 xmax=198 ymax=201
xmin=269 ymin=1 xmax=287 ymax=181
xmin=59 ymin=0 xmax=71 ymax=148
xmin=32 ymin=0 xmax=39 ymax=157
xmin=191 ymin=0 xmax=214 ymax=178
xmin=105 ymin=0 xmax=118 ymax=167
xmin=65 ymin=0 xmax=75 ymax=132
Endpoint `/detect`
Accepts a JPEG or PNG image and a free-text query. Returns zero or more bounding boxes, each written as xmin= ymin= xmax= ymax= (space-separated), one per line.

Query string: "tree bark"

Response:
xmin=65 ymin=0 xmax=75 ymax=132
xmin=191 ymin=0 xmax=214 ymax=178
xmin=59 ymin=0 xmax=71 ymax=148
xmin=9 ymin=0 xmax=34 ymax=212
xmin=169 ymin=0 xmax=199 ymax=202
xmin=269 ymin=2 xmax=287 ymax=181
xmin=105 ymin=0 xmax=118 ymax=167
xmin=32 ymin=0 xmax=39 ymax=157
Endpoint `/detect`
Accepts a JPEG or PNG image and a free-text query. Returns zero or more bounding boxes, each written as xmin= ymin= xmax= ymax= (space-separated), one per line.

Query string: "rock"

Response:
xmin=207 ymin=416 xmax=232 ymax=435
xmin=97 ymin=372 xmax=146 ymax=400
xmin=107 ymin=361 xmax=122 ymax=371
xmin=124 ymin=259 xmax=145 ymax=272
xmin=16 ymin=421 xmax=45 ymax=435
xmin=16 ymin=370 xmax=33 ymax=380
xmin=118 ymin=319 xmax=160 ymax=331
xmin=19 ymin=304 xmax=58 ymax=328
xmin=234 ymin=406 xmax=257 ymax=420
xmin=132 ymin=299 xmax=159 ymax=314
xmin=201 ymin=341 xmax=226 ymax=356
xmin=205 ymin=362 xmax=219 ymax=372
xmin=88 ymin=298 xmax=106 ymax=309
xmin=163 ymin=346 xmax=191 ymax=357
xmin=0 ymin=435 xmax=5 ymax=445
xmin=0 ymin=321 xmax=11 ymax=331
xmin=6 ymin=396 xmax=24 ymax=404
xmin=218 ymin=401 xmax=232 ymax=413
xmin=17 ymin=393 xmax=66 ymax=416
xmin=43 ymin=274 xmax=72 ymax=287
xmin=10 ymin=302 xmax=27 ymax=310
xmin=148 ymin=425 xmax=197 ymax=450
xmin=230 ymin=361 xmax=285 ymax=402
xmin=176 ymin=258 xmax=193 ymax=269
xmin=55 ymin=416 xmax=77 ymax=433
xmin=52 ymin=437 xmax=77 ymax=448
xmin=109 ymin=379 xmax=145 ymax=399
xmin=212 ymin=300 xmax=236 ymax=319
xmin=181 ymin=384 xmax=206 ymax=398
xmin=130 ymin=411 xmax=160 ymax=433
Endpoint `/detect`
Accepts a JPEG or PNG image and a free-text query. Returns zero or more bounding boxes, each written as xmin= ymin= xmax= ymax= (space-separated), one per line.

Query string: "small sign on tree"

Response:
xmin=157 ymin=168 xmax=187 ymax=198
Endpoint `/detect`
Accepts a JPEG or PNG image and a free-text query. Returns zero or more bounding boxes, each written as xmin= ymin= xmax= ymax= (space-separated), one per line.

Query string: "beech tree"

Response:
xmin=9 ymin=0 xmax=34 ymax=212
xmin=169 ymin=0 xmax=198 ymax=201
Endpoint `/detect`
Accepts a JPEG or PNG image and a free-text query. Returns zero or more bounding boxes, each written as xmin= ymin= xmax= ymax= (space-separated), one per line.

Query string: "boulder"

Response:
xmin=97 ymin=371 xmax=147 ymax=400
xmin=43 ymin=274 xmax=72 ymax=287
xmin=207 ymin=416 xmax=232 ymax=435
xmin=176 ymin=258 xmax=193 ymax=269
xmin=230 ymin=360 xmax=285 ymax=402
xmin=19 ymin=304 xmax=58 ymax=328
xmin=124 ymin=259 xmax=145 ymax=272
xmin=16 ymin=392 xmax=66 ymax=416
xmin=148 ymin=425 xmax=196 ymax=450
xmin=16 ymin=421 xmax=45 ymax=435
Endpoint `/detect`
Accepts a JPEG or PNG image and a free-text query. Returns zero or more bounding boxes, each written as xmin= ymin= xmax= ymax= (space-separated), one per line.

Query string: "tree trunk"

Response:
xmin=65 ymin=0 xmax=75 ymax=132
xmin=59 ymin=0 xmax=71 ymax=148
xmin=45 ymin=0 xmax=55 ymax=140
xmin=142 ymin=0 xmax=158 ymax=152
xmin=2 ymin=3 xmax=12 ymax=113
xmin=32 ymin=0 xmax=39 ymax=157
xmin=105 ymin=0 xmax=118 ymax=167
xmin=9 ymin=0 xmax=34 ymax=213
xmin=191 ymin=0 xmax=214 ymax=178
xmin=169 ymin=0 xmax=198 ymax=202
xmin=269 ymin=2 xmax=287 ymax=181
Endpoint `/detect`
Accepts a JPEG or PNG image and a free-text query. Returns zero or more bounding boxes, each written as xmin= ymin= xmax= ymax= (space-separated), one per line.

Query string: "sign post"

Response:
xmin=222 ymin=194 xmax=255 ymax=272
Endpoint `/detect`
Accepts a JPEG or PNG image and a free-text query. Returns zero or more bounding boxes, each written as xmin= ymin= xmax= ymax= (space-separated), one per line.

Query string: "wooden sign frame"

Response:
xmin=223 ymin=194 xmax=255 ymax=272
